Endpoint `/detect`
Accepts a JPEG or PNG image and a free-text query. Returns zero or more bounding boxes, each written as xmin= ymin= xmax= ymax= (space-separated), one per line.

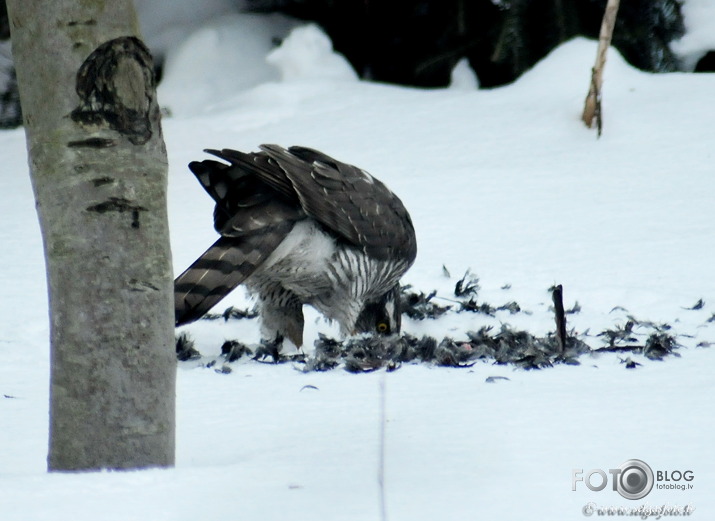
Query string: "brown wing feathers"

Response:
xmin=174 ymin=150 xmax=302 ymax=326
xmin=174 ymin=224 xmax=293 ymax=326
xmin=260 ymin=145 xmax=417 ymax=264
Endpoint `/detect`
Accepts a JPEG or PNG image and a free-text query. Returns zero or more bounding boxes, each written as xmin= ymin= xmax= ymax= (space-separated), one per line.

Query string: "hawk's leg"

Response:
xmin=257 ymin=285 xmax=305 ymax=350
xmin=254 ymin=336 xmax=284 ymax=363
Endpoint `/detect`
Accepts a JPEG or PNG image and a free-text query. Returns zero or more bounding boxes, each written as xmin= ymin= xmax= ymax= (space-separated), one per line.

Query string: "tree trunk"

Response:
xmin=6 ymin=0 xmax=175 ymax=471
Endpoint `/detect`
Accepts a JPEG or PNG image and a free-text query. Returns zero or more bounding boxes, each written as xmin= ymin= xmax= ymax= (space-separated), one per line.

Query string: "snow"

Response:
xmin=158 ymin=13 xmax=301 ymax=117
xmin=1 ymin=15 xmax=714 ymax=521
xmin=671 ymin=0 xmax=715 ymax=70
xmin=134 ymin=0 xmax=244 ymax=58
xmin=266 ymin=24 xmax=358 ymax=83
xmin=449 ymin=57 xmax=479 ymax=90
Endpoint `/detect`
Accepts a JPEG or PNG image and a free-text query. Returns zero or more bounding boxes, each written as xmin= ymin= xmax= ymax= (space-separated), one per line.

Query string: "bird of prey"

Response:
xmin=174 ymin=145 xmax=417 ymax=348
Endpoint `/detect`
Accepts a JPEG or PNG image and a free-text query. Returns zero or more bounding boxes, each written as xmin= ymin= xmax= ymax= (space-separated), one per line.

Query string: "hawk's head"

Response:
xmin=354 ymin=284 xmax=402 ymax=336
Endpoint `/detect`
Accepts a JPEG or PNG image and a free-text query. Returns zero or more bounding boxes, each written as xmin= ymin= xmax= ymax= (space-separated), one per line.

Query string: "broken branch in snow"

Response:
xmin=552 ymin=284 xmax=567 ymax=354
xmin=582 ymin=0 xmax=620 ymax=136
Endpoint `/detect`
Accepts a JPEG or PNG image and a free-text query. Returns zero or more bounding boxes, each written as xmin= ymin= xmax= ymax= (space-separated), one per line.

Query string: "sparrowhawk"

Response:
xmin=174 ymin=145 xmax=417 ymax=348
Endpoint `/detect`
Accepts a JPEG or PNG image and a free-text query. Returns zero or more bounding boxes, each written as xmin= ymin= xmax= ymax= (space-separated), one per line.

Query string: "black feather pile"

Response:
xmin=643 ymin=332 xmax=680 ymax=360
xmin=177 ymin=270 xmax=689 ymax=371
xmin=593 ymin=316 xmax=680 ymax=361
xmin=400 ymin=285 xmax=451 ymax=320
xmin=300 ymin=325 xmax=592 ymax=373
xmin=221 ymin=340 xmax=253 ymax=362
xmin=175 ymin=332 xmax=201 ymax=361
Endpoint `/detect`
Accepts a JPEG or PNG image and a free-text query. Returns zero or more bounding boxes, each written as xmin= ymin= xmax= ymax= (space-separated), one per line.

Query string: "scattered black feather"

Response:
xmin=459 ymin=298 xmax=496 ymax=315
xmin=566 ymin=301 xmax=582 ymax=314
xmin=707 ymin=313 xmax=715 ymax=323
xmin=400 ymin=285 xmax=451 ymax=320
xmin=497 ymin=301 xmax=521 ymax=314
xmin=485 ymin=376 xmax=510 ymax=383
xmin=627 ymin=315 xmax=672 ymax=332
xmin=620 ymin=357 xmax=642 ymax=369
xmin=176 ymin=332 xmax=201 ymax=361
xmin=221 ymin=340 xmax=253 ymax=362
xmin=597 ymin=321 xmax=638 ymax=348
xmin=454 ymin=270 xmax=480 ymax=297
xmin=201 ymin=305 xmax=258 ymax=321
xmin=459 ymin=299 xmax=521 ymax=316
xmin=225 ymin=306 xmax=259 ymax=320
xmin=684 ymin=299 xmax=705 ymax=310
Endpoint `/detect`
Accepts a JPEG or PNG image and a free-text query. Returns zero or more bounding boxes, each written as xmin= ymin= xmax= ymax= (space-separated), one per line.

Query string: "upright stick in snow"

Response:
xmin=552 ymin=285 xmax=567 ymax=354
xmin=582 ymin=0 xmax=620 ymax=136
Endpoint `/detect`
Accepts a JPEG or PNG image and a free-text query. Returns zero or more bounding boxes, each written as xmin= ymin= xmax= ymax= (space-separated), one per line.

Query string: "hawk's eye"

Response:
xmin=376 ymin=322 xmax=389 ymax=334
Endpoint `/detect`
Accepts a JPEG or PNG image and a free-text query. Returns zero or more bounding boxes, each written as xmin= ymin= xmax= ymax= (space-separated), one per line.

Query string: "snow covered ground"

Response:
xmin=1 ymin=18 xmax=714 ymax=521
xmin=672 ymin=0 xmax=715 ymax=69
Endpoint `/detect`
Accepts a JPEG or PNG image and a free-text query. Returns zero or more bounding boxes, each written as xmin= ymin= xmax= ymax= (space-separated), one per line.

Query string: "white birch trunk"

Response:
xmin=6 ymin=0 xmax=175 ymax=471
